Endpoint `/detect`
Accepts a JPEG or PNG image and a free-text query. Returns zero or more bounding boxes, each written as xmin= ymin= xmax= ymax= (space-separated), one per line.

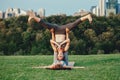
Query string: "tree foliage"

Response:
xmin=0 ymin=14 xmax=120 ymax=55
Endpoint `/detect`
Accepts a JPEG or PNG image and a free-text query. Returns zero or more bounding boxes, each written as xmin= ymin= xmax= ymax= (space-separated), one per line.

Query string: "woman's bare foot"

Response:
xmin=28 ymin=11 xmax=35 ymax=23
xmin=87 ymin=14 xmax=92 ymax=23
xmin=80 ymin=14 xmax=92 ymax=23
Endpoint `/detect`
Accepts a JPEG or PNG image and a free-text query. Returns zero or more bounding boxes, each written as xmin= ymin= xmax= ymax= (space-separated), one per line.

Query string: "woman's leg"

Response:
xmin=63 ymin=28 xmax=70 ymax=52
xmin=28 ymin=11 xmax=58 ymax=30
xmin=64 ymin=51 xmax=68 ymax=65
xmin=53 ymin=51 xmax=58 ymax=64
xmin=59 ymin=14 xmax=92 ymax=30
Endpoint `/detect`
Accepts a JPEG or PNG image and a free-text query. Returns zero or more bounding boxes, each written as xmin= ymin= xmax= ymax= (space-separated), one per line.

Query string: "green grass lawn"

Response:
xmin=0 ymin=54 xmax=120 ymax=80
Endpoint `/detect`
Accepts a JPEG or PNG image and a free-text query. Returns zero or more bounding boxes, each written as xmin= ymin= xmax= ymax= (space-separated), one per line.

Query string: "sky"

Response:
xmin=0 ymin=0 xmax=120 ymax=16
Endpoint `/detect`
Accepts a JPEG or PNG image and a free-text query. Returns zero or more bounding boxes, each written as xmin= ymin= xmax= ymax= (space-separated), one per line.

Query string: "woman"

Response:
xmin=50 ymin=28 xmax=70 ymax=66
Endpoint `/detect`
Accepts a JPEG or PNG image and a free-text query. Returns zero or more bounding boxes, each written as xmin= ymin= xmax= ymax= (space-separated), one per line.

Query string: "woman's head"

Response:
xmin=57 ymin=47 xmax=64 ymax=60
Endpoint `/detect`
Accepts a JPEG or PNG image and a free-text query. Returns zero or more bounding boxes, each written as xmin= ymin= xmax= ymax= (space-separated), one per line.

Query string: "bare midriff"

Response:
xmin=55 ymin=34 xmax=65 ymax=42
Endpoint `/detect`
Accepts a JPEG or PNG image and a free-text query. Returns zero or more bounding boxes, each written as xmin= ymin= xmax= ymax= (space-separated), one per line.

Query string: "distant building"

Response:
xmin=99 ymin=0 xmax=106 ymax=16
xmin=107 ymin=0 xmax=118 ymax=9
xmin=38 ymin=8 xmax=45 ymax=18
xmin=91 ymin=6 xmax=99 ymax=16
xmin=73 ymin=9 xmax=89 ymax=16
xmin=106 ymin=8 xmax=116 ymax=16
xmin=13 ymin=8 xmax=20 ymax=17
xmin=91 ymin=0 xmax=120 ymax=16
xmin=0 ymin=11 xmax=4 ymax=19
xmin=6 ymin=8 xmax=13 ymax=12
xmin=106 ymin=0 xmax=118 ymax=16
xmin=20 ymin=10 xmax=27 ymax=16
xmin=50 ymin=13 xmax=66 ymax=17
xmin=118 ymin=3 xmax=120 ymax=13
xmin=5 ymin=8 xmax=15 ymax=18
xmin=4 ymin=8 xmax=27 ymax=18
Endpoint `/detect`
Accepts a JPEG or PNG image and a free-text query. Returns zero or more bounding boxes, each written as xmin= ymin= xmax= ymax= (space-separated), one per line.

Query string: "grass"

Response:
xmin=0 ymin=54 xmax=120 ymax=80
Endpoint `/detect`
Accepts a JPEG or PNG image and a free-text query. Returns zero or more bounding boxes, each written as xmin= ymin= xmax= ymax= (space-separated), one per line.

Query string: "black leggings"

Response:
xmin=39 ymin=18 xmax=82 ymax=34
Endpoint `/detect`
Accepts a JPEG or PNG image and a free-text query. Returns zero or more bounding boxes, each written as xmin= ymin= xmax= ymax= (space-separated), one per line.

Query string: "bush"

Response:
xmin=0 ymin=51 xmax=4 ymax=55
xmin=14 ymin=49 xmax=24 ymax=55
xmin=31 ymin=46 xmax=40 ymax=55
xmin=88 ymin=48 xmax=98 ymax=54
xmin=113 ymin=49 xmax=119 ymax=54
xmin=70 ymin=51 xmax=76 ymax=55
xmin=97 ymin=50 xmax=105 ymax=54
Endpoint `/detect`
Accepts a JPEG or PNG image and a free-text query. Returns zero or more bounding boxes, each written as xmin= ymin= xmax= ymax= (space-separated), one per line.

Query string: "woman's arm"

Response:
xmin=64 ymin=39 xmax=70 ymax=51
xmin=50 ymin=39 xmax=60 ymax=47
xmin=61 ymin=28 xmax=70 ymax=51
xmin=50 ymin=39 xmax=57 ymax=52
xmin=50 ymin=28 xmax=60 ymax=52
